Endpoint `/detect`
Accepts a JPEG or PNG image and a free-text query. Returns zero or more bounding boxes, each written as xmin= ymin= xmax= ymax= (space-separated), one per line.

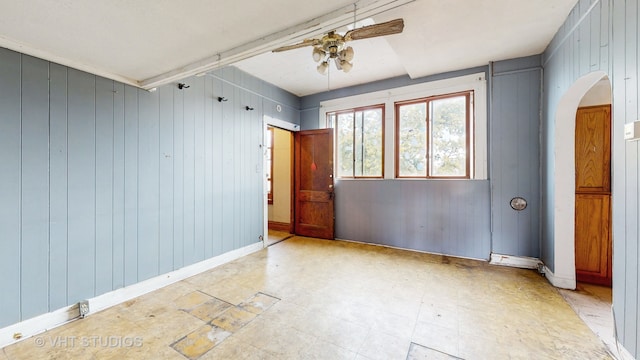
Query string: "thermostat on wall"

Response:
xmin=624 ymin=121 xmax=640 ymax=141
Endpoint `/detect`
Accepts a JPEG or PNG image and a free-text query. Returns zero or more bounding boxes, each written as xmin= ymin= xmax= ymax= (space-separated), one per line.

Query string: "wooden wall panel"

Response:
xmin=0 ymin=55 xmax=291 ymax=328
xmin=137 ymin=90 xmax=160 ymax=281
xmin=158 ymin=86 xmax=175 ymax=274
xmin=20 ymin=56 xmax=50 ymax=319
xmin=490 ymin=64 xmax=541 ymax=258
xmin=94 ymin=77 xmax=115 ymax=295
xmin=67 ymin=69 xmax=97 ymax=302
xmin=112 ymin=82 xmax=126 ymax=289
xmin=123 ymin=85 xmax=139 ymax=287
xmin=334 ymin=180 xmax=491 ymax=259
xmin=0 ymin=49 xmax=22 ymax=327
xmin=49 ymin=63 xmax=69 ymax=310
xmin=542 ymin=0 xmax=640 ymax=355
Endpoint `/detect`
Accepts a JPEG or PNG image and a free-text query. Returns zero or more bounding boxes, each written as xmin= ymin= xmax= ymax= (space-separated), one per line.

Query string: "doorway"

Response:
xmin=265 ymin=126 xmax=294 ymax=247
xmin=549 ymin=71 xmax=611 ymax=290
xmin=574 ymin=104 xmax=612 ymax=286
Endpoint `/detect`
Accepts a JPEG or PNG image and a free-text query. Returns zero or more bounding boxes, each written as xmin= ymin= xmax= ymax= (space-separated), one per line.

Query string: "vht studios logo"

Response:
xmin=34 ymin=335 xmax=143 ymax=348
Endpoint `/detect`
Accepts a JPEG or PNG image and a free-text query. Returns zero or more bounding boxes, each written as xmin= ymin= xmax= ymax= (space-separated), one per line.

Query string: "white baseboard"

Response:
xmin=489 ymin=253 xmax=542 ymax=269
xmin=0 ymin=241 xmax=264 ymax=349
xmin=542 ymin=265 xmax=576 ymax=290
xmin=613 ymin=339 xmax=636 ymax=360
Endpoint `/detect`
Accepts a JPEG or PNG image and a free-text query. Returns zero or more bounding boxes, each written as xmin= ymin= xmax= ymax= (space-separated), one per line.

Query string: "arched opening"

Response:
xmin=551 ymin=71 xmax=611 ymax=289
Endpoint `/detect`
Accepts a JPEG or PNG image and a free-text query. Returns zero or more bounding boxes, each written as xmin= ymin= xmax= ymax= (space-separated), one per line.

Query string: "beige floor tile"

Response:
xmin=171 ymin=324 xmax=231 ymax=360
xmin=238 ymin=292 xmax=280 ymax=315
xmin=407 ymin=342 xmax=462 ymax=360
xmin=301 ymin=339 xmax=357 ymax=360
xmin=199 ymin=335 xmax=276 ymax=360
xmin=173 ymin=290 xmax=213 ymax=310
xmin=188 ymin=297 xmax=234 ymax=323
xmin=1 ymin=236 xmax=613 ymax=360
xmin=357 ymin=330 xmax=411 ymax=360
xmin=411 ymin=321 xmax=460 ymax=358
xmin=210 ymin=307 xmax=257 ymax=332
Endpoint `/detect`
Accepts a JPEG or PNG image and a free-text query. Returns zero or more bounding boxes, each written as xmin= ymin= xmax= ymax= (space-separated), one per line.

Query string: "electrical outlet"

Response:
xmin=78 ymin=300 xmax=89 ymax=318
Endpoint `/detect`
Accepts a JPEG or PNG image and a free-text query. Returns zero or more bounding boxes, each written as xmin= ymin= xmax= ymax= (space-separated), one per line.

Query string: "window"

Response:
xmin=396 ymin=91 xmax=473 ymax=178
xmin=266 ymin=127 xmax=274 ymax=204
xmin=328 ymin=105 xmax=384 ymax=178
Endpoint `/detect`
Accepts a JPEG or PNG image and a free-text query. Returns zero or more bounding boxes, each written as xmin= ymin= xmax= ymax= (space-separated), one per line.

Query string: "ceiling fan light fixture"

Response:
xmin=339 ymin=46 xmax=354 ymax=62
xmin=317 ymin=61 xmax=329 ymax=75
xmin=334 ymin=58 xmax=342 ymax=71
xmin=312 ymin=47 xmax=325 ymax=62
xmin=341 ymin=60 xmax=353 ymax=73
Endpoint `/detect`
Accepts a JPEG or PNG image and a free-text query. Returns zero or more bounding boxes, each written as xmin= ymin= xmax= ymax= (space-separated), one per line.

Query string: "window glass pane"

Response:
xmin=430 ymin=95 xmax=467 ymax=177
xmin=360 ymin=108 xmax=383 ymax=177
xmin=397 ymin=103 xmax=427 ymax=176
xmin=354 ymin=111 xmax=364 ymax=176
xmin=336 ymin=112 xmax=354 ymax=177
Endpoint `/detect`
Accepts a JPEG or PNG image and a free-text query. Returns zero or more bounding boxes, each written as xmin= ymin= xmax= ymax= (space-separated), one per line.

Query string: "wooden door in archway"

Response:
xmin=574 ymin=104 xmax=612 ymax=286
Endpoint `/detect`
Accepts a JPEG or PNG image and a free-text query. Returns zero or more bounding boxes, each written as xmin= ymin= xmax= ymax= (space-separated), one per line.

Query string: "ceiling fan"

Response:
xmin=272 ymin=18 xmax=404 ymax=75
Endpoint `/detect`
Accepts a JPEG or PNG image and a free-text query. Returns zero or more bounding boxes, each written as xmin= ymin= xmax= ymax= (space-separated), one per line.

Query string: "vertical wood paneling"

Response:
xmin=211 ymin=78 xmax=224 ymax=257
xmin=20 ymin=56 xmax=50 ymax=319
xmin=123 ymin=85 xmax=139 ymax=286
xmin=67 ymin=69 xmax=96 ymax=302
xmin=49 ymin=63 xmax=69 ymax=310
xmin=221 ymin=81 xmax=235 ymax=253
xmin=112 ymin=82 xmax=126 ymax=289
xmin=158 ymin=86 xmax=174 ymax=274
xmin=192 ymin=78 xmax=206 ymax=263
xmin=624 ymin=0 xmax=639 ymax=352
xmin=543 ymin=0 xmax=640 ymax=356
xmin=0 ymin=60 xmax=293 ymax=327
xmin=490 ymin=62 xmax=541 ymax=258
xmin=610 ymin=0 xmax=628 ymax=345
xmin=182 ymin=84 xmax=196 ymax=266
xmin=0 ymin=49 xmax=22 ymax=327
xmin=137 ymin=90 xmax=160 ymax=281
xmin=335 ymin=180 xmax=491 ymax=259
xmin=95 ymin=77 xmax=115 ymax=295
xmin=173 ymin=87 xmax=185 ymax=269
xmin=204 ymin=77 xmax=214 ymax=258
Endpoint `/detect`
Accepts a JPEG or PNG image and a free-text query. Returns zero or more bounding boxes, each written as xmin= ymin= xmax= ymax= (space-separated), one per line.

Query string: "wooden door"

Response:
xmin=294 ymin=129 xmax=334 ymax=239
xmin=575 ymin=105 xmax=611 ymax=286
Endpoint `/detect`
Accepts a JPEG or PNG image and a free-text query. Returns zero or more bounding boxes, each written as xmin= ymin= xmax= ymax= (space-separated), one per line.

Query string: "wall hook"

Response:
xmin=218 ymin=97 xmax=228 ymax=102
xmin=245 ymin=106 xmax=254 ymax=111
xmin=177 ymin=83 xmax=190 ymax=90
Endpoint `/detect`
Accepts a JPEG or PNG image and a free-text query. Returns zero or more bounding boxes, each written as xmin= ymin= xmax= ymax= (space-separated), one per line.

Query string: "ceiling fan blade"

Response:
xmin=344 ymin=18 xmax=404 ymax=41
xmin=272 ymin=39 xmax=321 ymax=52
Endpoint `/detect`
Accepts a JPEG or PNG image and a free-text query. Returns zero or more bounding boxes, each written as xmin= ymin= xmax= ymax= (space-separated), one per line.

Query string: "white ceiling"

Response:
xmin=0 ymin=0 xmax=578 ymax=97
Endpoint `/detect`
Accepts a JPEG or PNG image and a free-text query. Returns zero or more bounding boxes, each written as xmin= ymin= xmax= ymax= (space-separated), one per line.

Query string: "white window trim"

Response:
xmin=319 ymin=73 xmax=487 ymax=180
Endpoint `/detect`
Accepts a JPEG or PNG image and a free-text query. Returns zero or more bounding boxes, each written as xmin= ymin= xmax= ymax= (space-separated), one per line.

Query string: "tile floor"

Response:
xmin=559 ymin=283 xmax=618 ymax=358
xmin=265 ymin=230 xmax=293 ymax=247
xmin=1 ymin=237 xmax=612 ymax=359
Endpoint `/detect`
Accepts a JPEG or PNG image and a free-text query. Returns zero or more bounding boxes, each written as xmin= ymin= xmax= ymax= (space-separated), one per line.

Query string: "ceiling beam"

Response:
xmin=139 ymin=0 xmax=415 ymax=90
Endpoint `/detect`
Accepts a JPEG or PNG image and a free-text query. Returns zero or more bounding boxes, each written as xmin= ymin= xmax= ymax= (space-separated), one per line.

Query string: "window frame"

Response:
xmin=395 ymin=91 xmax=473 ymax=179
xmin=328 ymin=104 xmax=385 ymax=179
xmin=318 ymin=72 xmax=487 ymax=180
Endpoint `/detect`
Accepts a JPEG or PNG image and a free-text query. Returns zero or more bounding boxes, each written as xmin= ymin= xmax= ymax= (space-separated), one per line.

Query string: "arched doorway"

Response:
xmin=550 ymin=71 xmax=611 ymax=289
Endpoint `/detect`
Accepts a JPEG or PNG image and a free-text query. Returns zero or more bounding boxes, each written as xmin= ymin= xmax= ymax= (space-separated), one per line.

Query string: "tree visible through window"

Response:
xmin=328 ymin=105 xmax=384 ymax=178
xmin=396 ymin=92 xmax=472 ymax=178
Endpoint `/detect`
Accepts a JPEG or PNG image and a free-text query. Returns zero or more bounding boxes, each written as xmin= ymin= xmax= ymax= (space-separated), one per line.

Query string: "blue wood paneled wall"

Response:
xmin=301 ymin=61 xmax=543 ymax=261
xmin=0 ymin=48 xmax=299 ymax=328
xmin=335 ymin=180 xmax=491 ymax=259
xmin=490 ymin=57 xmax=542 ymax=257
xmin=541 ymin=0 xmax=640 ymax=356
